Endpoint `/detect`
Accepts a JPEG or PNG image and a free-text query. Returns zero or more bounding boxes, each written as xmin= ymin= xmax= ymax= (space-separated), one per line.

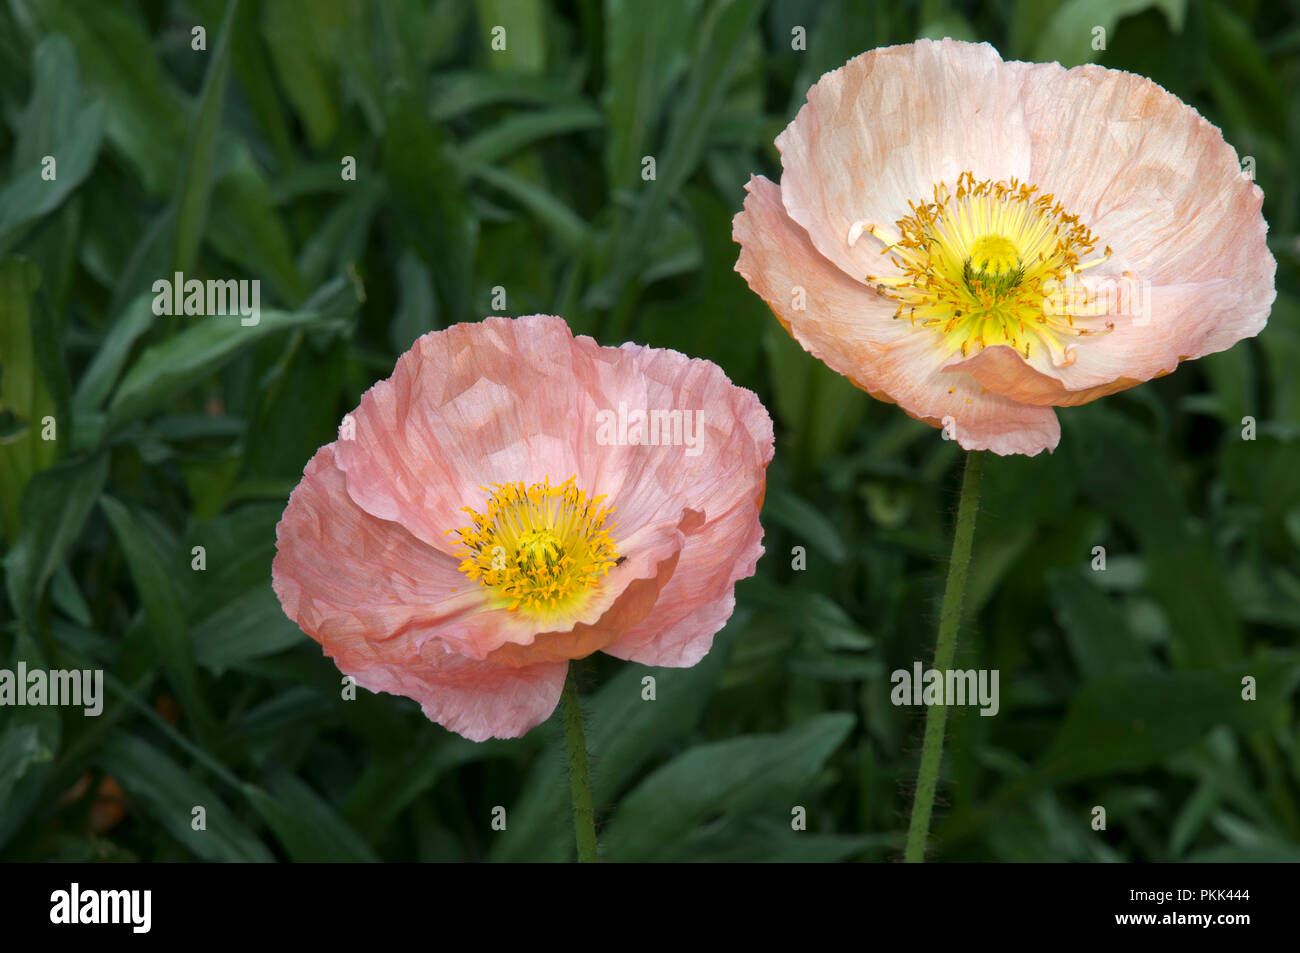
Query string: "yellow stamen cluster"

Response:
xmin=452 ymin=477 xmax=619 ymax=617
xmin=862 ymin=171 xmax=1114 ymax=362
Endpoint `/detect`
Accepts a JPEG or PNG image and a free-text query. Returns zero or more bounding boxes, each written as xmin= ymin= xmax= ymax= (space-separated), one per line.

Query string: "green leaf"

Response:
xmin=1203 ymin=1 xmax=1288 ymax=143
xmin=104 ymin=307 xmax=327 ymax=432
xmin=602 ymin=712 xmax=855 ymax=861
xmin=102 ymin=206 xmax=174 ymax=325
xmin=602 ymin=0 xmax=700 ymax=193
xmin=1221 ymin=436 xmax=1300 ymax=551
xmin=1035 ymin=652 xmax=1300 ymax=782
xmin=182 ymin=502 xmax=283 ymax=618
xmin=672 ymin=817 xmax=885 ymax=862
xmin=1261 ymin=296 xmax=1300 ymax=427
xmin=475 ymin=0 xmax=546 ymax=73
xmin=1009 ymin=0 xmax=1066 ymax=58
xmin=389 ymin=249 xmax=437 ymax=353
xmin=71 ymin=293 xmax=156 ymax=414
xmin=637 ymin=188 xmax=765 ymax=384
xmin=592 ymin=0 xmax=762 ymax=306
xmin=243 ymin=767 xmax=378 ymax=862
xmin=0 ymin=653 xmax=60 ymax=852
xmin=24 ymin=0 xmax=186 ymax=194
xmin=1067 ymin=408 xmax=1241 ymax=667
xmin=12 ymin=35 xmax=79 ymax=170
xmin=1186 ymin=843 xmax=1300 ymax=863
xmin=297 ymin=180 xmax=383 ymax=289
xmin=761 ymin=488 xmax=847 ymax=564
xmin=458 ymin=104 xmax=603 ymax=167
xmin=431 ymin=70 xmax=581 ymax=120
xmin=170 ymin=0 xmax=240 ymax=276
xmin=48 ymin=564 xmax=91 ymax=631
xmin=1049 ymin=569 xmax=1155 ymax=680
xmin=3 ymin=452 xmax=108 ymax=630
xmin=747 ymin=585 xmax=873 ymax=652
xmin=99 ymin=495 xmax=211 ymax=732
xmin=260 ymin=0 xmax=345 ymax=148
xmin=762 ymin=323 xmax=866 ymax=463
xmin=96 ymin=733 xmax=273 ymax=862
xmin=0 ymin=725 xmax=51 ymax=828
xmin=1197 ymin=345 xmax=1254 ymax=428
xmin=382 ymin=90 xmax=477 ymax=320
xmin=240 ymin=334 xmax=350 ymax=482
xmin=466 ymin=164 xmax=592 ymax=253
xmin=0 ymin=258 xmax=55 ymax=537
xmin=490 ymin=635 xmax=733 ymax=862
xmin=208 ymin=147 xmax=307 ymax=305
xmin=0 ymin=36 xmax=105 ymax=254
xmin=1035 ymin=0 xmax=1187 ymax=67
xmin=192 ymin=585 xmax=306 ymax=674
xmin=190 ymin=0 xmax=295 ymax=166
xmin=343 ymin=735 xmax=504 ymax=840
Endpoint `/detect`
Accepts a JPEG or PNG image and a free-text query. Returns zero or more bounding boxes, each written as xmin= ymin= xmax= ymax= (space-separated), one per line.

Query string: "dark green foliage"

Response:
xmin=0 ymin=0 xmax=1297 ymax=862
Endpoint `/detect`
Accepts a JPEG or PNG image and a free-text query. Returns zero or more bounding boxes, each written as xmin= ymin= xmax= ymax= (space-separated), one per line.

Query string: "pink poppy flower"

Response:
xmin=733 ymin=38 xmax=1275 ymax=456
xmin=272 ymin=315 xmax=773 ymax=741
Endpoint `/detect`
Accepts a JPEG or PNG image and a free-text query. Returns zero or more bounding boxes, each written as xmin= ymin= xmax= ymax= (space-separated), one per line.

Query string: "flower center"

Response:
xmin=453 ymin=477 xmax=619 ymax=616
xmin=858 ymin=171 xmax=1114 ymax=362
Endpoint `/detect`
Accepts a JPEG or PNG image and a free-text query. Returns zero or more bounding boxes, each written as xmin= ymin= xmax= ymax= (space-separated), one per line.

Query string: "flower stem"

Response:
xmin=560 ymin=665 xmax=598 ymax=862
xmin=904 ymin=449 xmax=984 ymax=863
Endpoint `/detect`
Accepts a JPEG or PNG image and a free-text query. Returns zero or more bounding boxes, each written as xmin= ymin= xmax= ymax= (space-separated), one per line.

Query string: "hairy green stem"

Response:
xmin=904 ymin=449 xmax=984 ymax=863
xmin=561 ymin=665 xmax=598 ymax=862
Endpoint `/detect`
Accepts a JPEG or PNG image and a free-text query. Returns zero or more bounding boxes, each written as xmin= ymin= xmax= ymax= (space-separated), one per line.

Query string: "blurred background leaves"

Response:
xmin=0 ymin=0 xmax=1297 ymax=862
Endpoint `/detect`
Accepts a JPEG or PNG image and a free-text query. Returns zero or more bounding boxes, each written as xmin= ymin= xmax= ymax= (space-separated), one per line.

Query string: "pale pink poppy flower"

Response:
xmin=734 ymin=38 xmax=1275 ymax=456
xmin=272 ymin=315 xmax=773 ymax=741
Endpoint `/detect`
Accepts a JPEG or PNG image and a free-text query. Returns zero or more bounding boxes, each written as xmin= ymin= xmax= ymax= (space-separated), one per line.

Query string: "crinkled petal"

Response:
xmin=273 ymin=445 xmax=688 ymax=662
xmin=352 ymin=649 xmax=570 ymax=742
xmin=333 ymin=315 xmax=601 ymax=555
xmin=776 ymin=38 xmax=1032 ymax=283
xmin=272 ymin=445 xmax=486 ymax=660
xmin=766 ymin=41 xmax=1274 ymax=415
xmin=993 ymin=59 xmax=1275 ymax=395
xmin=602 ymin=493 xmax=765 ymax=666
xmin=592 ymin=348 xmax=774 ymax=660
xmin=583 ymin=342 xmax=774 ymax=531
xmin=276 ymin=315 xmax=775 ymax=738
xmin=735 ymin=174 xmax=1059 ymax=455
xmin=577 ymin=340 xmax=775 ymax=663
xmin=944 ymin=344 xmax=1137 ymax=407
